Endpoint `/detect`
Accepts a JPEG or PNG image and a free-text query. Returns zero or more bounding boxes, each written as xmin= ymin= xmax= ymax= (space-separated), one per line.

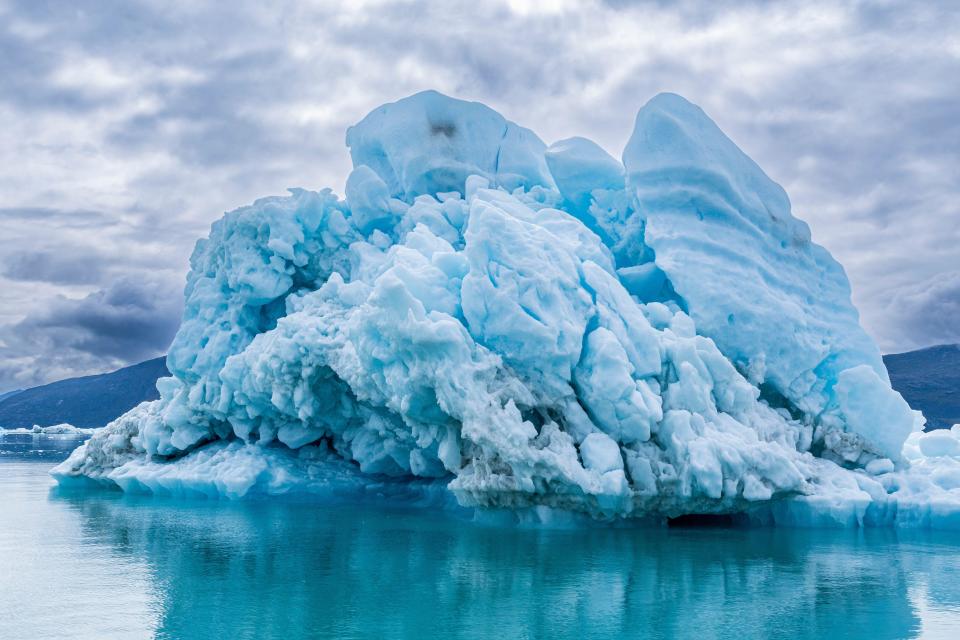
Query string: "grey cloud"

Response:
xmin=0 ymin=24 xmax=91 ymax=112
xmin=0 ymin=206 xmax=115 ymax=226
xmin=3 ymin=250 xmax=103 ymax=285
xmin=879 ymin=272 xmax=960 ymax=352
xmin=27 ymin=276 xmax=181 ymax=360
xmin=0 ymin=276 xmax=182 ymax=391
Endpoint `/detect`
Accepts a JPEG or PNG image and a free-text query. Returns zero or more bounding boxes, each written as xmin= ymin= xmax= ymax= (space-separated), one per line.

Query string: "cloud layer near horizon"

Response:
xmin=0 ymin=0 xmax=957 ymax=392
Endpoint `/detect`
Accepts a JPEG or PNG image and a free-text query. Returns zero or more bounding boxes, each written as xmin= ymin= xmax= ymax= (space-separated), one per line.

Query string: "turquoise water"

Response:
xmin=2 ymin=436 xmax=960 ymax=639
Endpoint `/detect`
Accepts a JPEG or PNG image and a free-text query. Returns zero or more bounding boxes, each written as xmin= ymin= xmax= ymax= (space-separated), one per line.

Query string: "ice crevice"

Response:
xmin=53 ymin=90 xmax=960 ymax=528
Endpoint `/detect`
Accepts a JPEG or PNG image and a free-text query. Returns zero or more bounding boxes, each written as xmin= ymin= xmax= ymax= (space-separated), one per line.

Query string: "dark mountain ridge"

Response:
xmin=883 ymin=344 xmax=959 ymax=430
xmin=0 ymin=357 xmax=169 ymax=429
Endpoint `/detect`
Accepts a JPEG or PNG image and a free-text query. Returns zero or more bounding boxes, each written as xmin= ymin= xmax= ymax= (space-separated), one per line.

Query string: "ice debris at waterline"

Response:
xmin=54 ymin=91 xmax=960 ymax=528
xmin=0 ymin=423 xmax=96 ymax=435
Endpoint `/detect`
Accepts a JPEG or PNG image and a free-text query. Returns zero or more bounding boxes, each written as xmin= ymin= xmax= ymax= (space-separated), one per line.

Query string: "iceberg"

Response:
xmin=53 ymin=91 xmax=960 ymax=528
xmin=0 ymin=423 xmax=97 ymax=436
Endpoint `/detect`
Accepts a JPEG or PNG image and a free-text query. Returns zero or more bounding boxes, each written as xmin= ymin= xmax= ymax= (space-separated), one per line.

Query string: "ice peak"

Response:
xmin=623 ymin=90 xmax=910 ymax=460
xmin=625 ymin=92 xmax=791 ymax=214
xmin=346 ymin=90 xmax=554 ymax=200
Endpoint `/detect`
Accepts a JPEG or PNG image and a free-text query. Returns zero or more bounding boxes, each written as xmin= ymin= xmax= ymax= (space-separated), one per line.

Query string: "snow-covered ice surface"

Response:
xmin=53 ymin=91 xmax=960 ymax=528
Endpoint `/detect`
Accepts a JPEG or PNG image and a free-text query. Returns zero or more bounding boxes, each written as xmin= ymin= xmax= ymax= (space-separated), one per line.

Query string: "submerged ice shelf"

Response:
xmin=54 ymin=91 xmax=960 ymax=528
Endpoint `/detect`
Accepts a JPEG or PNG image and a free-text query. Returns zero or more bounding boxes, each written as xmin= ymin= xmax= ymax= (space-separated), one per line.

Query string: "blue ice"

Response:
xmin=55 ymin=91 xmax=959 ymax=528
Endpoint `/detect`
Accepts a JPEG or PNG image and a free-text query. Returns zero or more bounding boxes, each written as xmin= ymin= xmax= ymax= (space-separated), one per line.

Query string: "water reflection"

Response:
xmin=48 ymin=485 xmax=960 ymax=640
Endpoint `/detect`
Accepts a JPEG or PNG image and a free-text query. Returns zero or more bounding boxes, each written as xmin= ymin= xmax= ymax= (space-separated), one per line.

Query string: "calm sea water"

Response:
xmin=2 ymin=433 xmax=960 ymax=640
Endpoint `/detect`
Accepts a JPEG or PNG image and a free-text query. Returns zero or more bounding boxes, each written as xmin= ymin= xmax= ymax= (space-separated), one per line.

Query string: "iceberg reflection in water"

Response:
xmin=3 ymin=462 xmax=952 ymax=639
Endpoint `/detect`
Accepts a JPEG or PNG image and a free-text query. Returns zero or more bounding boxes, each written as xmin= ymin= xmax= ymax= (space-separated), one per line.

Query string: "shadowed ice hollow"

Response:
xmin=54 ymin=91 xmax=960 ymax=528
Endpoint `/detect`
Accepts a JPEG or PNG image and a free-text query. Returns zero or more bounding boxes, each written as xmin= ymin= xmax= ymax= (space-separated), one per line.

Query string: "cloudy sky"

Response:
xmin=0 ymin=0 xmax=957 ymax=392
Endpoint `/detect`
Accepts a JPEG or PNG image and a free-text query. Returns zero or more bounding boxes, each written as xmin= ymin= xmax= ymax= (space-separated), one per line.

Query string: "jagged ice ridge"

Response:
xmin=54 ymin=91 xmax=960 ymax=528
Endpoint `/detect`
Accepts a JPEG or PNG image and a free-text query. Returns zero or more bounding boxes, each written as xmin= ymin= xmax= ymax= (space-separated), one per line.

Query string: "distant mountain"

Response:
xmin=0 ymin=389 xmax=21 ymax=402
xmin=884 ymin=344 xmax=960 ymax=431
xmin=0 ymin=357 xmax=169 ymax=430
